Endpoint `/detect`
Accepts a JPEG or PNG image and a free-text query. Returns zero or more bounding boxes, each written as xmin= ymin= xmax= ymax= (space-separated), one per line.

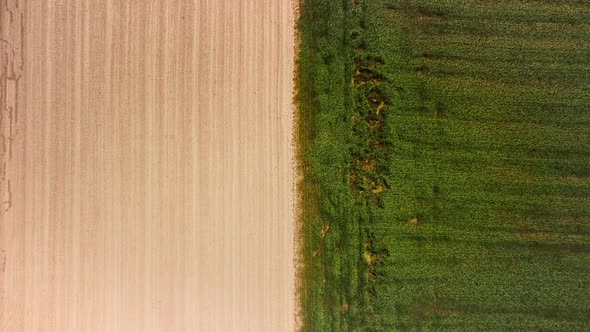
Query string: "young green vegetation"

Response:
xmin=296 ymin=0 xmax=590 ymax=330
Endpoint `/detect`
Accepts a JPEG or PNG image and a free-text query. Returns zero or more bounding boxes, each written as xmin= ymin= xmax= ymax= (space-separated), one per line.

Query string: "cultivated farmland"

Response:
xmin=0 ymin=1 xmax=295 ymax=331
xmin=297 ymin=0 xmax=590 ymax=330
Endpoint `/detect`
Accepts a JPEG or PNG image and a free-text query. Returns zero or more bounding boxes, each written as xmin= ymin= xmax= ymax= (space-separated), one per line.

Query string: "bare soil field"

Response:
xmin=0 ymin=1 xmax=295 ymax=331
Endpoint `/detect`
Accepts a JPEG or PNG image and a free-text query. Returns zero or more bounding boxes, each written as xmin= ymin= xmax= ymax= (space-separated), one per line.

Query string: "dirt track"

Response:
xmin=0 ymin=1 xmax=295 ymax=331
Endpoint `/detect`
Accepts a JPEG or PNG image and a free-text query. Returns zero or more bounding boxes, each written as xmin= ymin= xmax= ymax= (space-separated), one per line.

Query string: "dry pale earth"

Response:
xmin=0 ymin=0 xmax=295 ymax=331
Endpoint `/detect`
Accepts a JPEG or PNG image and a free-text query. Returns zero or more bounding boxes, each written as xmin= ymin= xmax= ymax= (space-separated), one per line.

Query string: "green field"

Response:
xmin=296 ymin=0 xmax=590 ymax=330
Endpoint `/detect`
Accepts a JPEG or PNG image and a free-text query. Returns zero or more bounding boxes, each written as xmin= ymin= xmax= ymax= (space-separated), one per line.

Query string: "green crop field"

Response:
xmin=296 ymin=0 xmax=590 ymax=330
